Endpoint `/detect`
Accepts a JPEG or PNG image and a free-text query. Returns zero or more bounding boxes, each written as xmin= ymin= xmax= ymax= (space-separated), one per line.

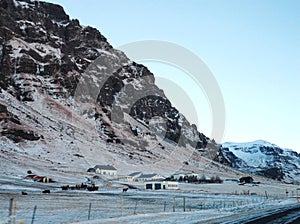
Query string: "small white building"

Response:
xmin=136 ymin=173 xmax=164 ymax=182
xmin=124 ymin=172 xmax=142 ymax=182
xmin=94 ymin=165 xmax=117 ymax=176
xmin=144 ymin=181 xmax=179 ymax=190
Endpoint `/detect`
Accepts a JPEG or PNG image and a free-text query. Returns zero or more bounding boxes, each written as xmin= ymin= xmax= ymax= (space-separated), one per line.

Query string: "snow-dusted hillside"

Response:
xmin=0 ymin=0 xmax=231 ymax=182
xmin=221 ymin=140 xmax=300 ymax=183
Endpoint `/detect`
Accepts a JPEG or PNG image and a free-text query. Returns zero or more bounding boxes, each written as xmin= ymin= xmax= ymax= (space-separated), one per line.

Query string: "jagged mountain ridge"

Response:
xmin=0 ymin=0 xmax=223 ymax=178
xmin=220 ymin=140 xmax=300 ymax=184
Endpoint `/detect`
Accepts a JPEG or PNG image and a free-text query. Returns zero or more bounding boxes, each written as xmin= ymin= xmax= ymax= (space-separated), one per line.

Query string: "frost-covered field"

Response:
xmin=0 ymin=179 xmax=298 ymax=224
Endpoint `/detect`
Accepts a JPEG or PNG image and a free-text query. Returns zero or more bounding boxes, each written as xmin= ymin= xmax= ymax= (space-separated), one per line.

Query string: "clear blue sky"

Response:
xmin=47 ymin=0 xmax=300 ymax=151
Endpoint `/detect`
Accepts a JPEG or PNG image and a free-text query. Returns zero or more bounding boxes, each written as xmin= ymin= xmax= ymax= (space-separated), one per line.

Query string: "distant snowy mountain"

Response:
xmin=220 ymin=140 xmax=300 ymax=183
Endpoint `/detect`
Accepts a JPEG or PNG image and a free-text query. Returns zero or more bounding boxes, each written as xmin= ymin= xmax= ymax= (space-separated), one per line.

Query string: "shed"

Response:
xmin=125 ymin=172 xmax=142 ymax=182
xmin=136 ymin=173 xmax=164 ymax=182
xmin=94 ymin=165 xmax=117 ymax=176
xmin=144 ymin=181 xmax=179 ymax=190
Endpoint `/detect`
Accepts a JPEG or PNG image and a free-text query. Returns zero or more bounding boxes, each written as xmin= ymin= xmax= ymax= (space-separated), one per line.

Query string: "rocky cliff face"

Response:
xmin=0 ymin=0 xmax=222 ymax=177
xmin=0 ymin=0 xmax=110 ymax=98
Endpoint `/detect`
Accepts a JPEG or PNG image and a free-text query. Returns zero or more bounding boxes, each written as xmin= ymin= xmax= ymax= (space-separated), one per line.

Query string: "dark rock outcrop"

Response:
xmin=0 ymin=102 xmax=40 ymax=142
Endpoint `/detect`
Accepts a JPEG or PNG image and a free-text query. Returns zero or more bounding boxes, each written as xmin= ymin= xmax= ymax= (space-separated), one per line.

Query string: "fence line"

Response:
xmin=0 ymin=194 xmax=293 ymax=224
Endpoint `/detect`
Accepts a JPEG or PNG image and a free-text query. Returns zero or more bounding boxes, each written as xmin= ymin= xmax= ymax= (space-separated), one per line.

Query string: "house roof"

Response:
xmin=128 ymin=172 xmax=142 ymax=177
xmin=138 ymin=173 xmax=159 ymax=179
xmin=94 ymin=165 xmax=117 ymax=171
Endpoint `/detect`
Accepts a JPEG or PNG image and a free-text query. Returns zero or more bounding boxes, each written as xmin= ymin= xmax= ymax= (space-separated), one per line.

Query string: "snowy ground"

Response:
xmin=71 ymin=201 xmax=298 ymax=224
xmin=0 ymin=177 xmax=299 ymax=224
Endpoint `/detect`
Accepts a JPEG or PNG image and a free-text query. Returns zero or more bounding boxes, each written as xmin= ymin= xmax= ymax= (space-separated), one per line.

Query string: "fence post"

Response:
xmin=31 ymin=205 xmax=37 ymax=224
xmin=134 ymin=201 xmax=138 ymax=215
xmin=164 ymin=201 xmax=166 ymax=212
xmin=183 ymin=197 xmax=186 ymax=212
xmin=88 ymin=202 xmax=92 ymax=220
xmin=265 ymin=191 xmax=268 ymax=199
xmin=8 ymin=198 xmax=13 ymax=224
xmin=13 ymin=198 xmax=17 ymax=224
xmin=120 ymin=196 xmax=123 ymax=216
xmin=173 ymin=197 xmax=176 ymax=212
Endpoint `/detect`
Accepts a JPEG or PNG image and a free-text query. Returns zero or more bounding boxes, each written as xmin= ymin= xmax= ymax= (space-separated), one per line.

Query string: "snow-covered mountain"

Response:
xmin=220 ymin=140 xmax=300 ymax=184
xmin=0 ymin=0 xmax=228 ymax=180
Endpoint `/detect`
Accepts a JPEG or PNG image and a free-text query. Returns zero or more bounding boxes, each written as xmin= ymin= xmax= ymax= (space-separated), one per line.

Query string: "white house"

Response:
xmin=144 ymin=181 xmax=179 ymax=190
xmin=136 ymin=173 xmax=164 ymax=182
xmin=94 ymin=165 xmax=117 ymax=176
xmin=124 ymin=172 xmax=142 ymax=182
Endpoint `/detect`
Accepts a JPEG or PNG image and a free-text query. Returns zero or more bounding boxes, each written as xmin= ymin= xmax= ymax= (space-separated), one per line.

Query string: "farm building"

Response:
xmin=124 ymin=172 xmax=142 ymax=182
xmin=94 ymin=165 xmax=117 ymax=176
xmin=136 ymin=173 xmax=164 ymax=182
xmin=144 ymin=181 xmax=179 ymax=190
